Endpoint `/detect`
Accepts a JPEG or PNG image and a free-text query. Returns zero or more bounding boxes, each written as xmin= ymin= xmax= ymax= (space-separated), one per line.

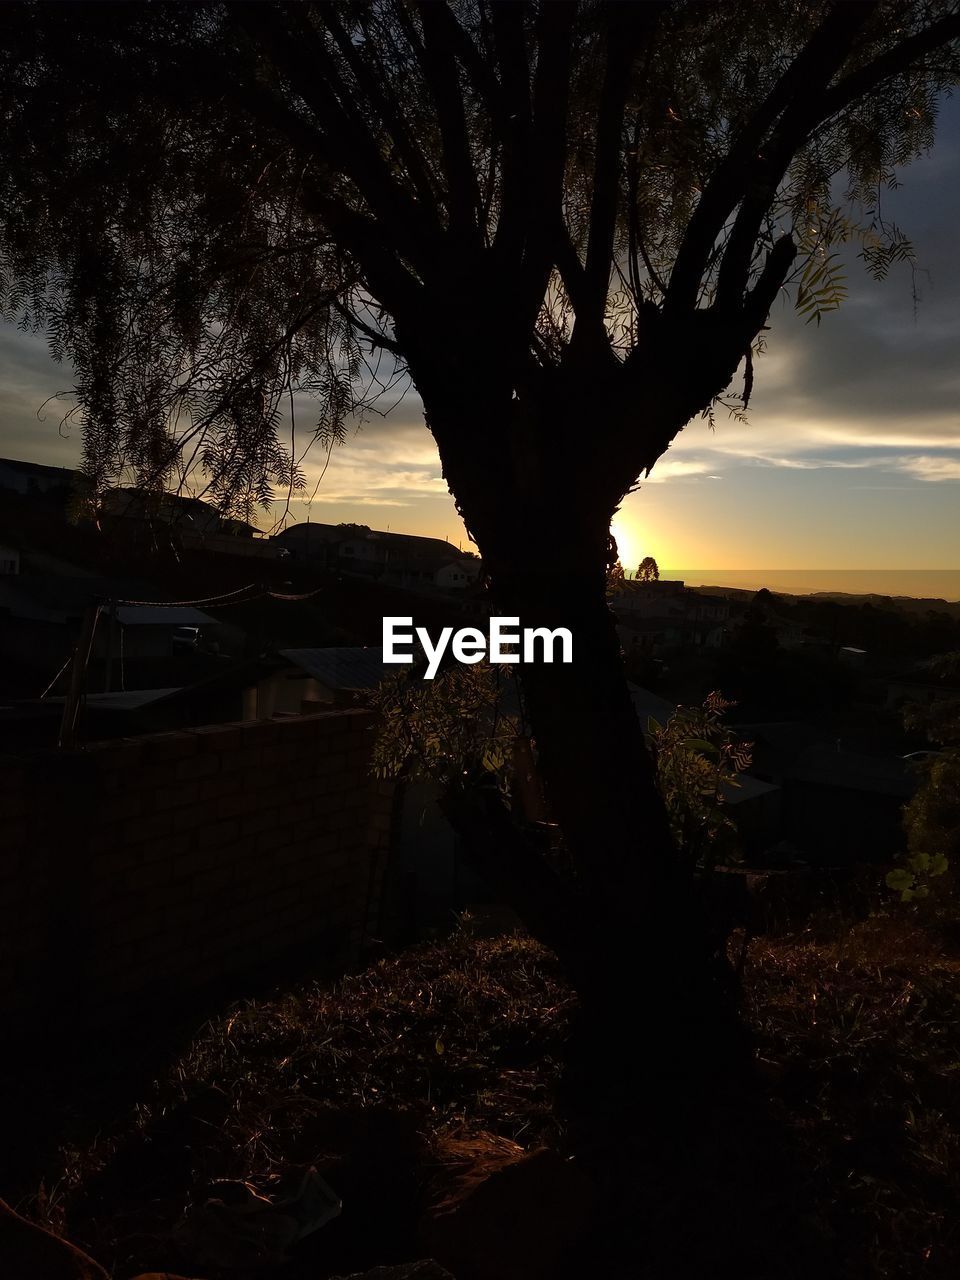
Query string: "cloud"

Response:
xmin=294 ymin=412 xmax=449 ymax=509
xmin=642 ymin=458 xmax=717 ymax=482
xmin=738 ymin=454 xmax=877 ymax=471
xmin=897 ymin=454 xmax=960 ymax=481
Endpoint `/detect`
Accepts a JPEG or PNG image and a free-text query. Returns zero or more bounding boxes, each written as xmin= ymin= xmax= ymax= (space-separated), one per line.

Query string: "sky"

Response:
xmin=2 ymin=99 xmax=959 ymax=593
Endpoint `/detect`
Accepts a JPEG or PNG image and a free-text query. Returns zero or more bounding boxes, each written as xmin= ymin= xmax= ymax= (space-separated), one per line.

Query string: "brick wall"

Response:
xmin=0 ymin=709 xmax=393 ymax=1034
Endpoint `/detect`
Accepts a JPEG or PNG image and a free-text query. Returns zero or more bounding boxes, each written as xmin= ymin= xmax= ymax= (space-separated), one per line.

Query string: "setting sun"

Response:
xmin=610 ymin=516 xmax=644 ymax=575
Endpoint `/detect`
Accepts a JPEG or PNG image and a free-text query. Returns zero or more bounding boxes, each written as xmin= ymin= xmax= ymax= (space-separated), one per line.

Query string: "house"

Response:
xmin=272 ymin=522 xmax=480 ymax=590
xmin=0 ymin=565 xmax=224 ymax=700
xmin=431 ymin=560 xmax=482 ymax=590
xmin=612 ymin=581 xmax=730 ymax=652
xmin=100 ymin=487 xmax=222 ymax=535
xmin=617 ymin=614 xmax=725 ymax=656
xmin=771 ymin=616 xmax=806 ymax=649
xmin=271 ymin=521 xmax=354 ymax=566
xmin=0 ymin=571 xmax=118 ymax=676
xmin=107 ymin=604 xmax=219 ymax=660
xmin=611 ymin=580 xmax=688 ymax=617
xmin=781 ymin=745 xmax=917 ymax=864
xmin=0 ymin=545 xmax=20 ymax=576
xmin=0 ymin=456 xmax=80 ymax=498
xmin=242 ymin=645 xmax=408 ymax=718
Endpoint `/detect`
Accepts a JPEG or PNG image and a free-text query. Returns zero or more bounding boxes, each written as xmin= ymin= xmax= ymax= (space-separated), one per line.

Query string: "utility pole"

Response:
xmin=58 ymin=603 xmax=101 ymax=750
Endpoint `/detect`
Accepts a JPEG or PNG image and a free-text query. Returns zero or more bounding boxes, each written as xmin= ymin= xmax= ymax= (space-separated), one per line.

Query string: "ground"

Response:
xmin=14 ymin=907 xmax=960 ymax=1279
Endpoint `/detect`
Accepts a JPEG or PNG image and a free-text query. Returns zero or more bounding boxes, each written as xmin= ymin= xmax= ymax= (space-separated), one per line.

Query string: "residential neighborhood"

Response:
xmin=3 ymin=452 xmax=957 ymax=905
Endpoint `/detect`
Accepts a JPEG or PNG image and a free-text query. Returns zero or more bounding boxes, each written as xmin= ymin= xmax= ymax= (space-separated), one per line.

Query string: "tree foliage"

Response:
xmin=888 ymin=652 xmax=960 ymax=901
xmin=370 ymin=662 xmax=519 ymax=795
xmin=1 ymin=1 xmax=958 ymax=520
xmin=605 ymin=558 xmax=626 ymax=594
xmin=372 ymin=668 xmax=753 ymax=873
xmin=647 ymin=691 xmax=753 ymax=871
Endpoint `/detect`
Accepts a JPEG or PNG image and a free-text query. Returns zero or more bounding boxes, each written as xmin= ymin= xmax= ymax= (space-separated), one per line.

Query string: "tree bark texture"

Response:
xmin=407 ymin=361 xmax=751 ymax=1108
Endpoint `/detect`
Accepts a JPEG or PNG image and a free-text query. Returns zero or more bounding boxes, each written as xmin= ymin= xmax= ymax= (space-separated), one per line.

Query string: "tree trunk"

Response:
xmin=400 ymin=371 xmax=826 ymax=1275
xmin=487 ymin=540 xmax=748 ymax=1117
xmin=406 ymin=356 xmax=752 ymax=1118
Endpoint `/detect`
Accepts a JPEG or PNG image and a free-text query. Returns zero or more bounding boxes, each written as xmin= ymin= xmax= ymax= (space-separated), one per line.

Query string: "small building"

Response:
xmin=617 ymin=614 xmax=724 ymax=655
xmin=272 ymin=522 xmax=480 ymax=588
xmin=433 ymin=560 xmax=482 ymax=590
xmin=771 ymin=617 xmax=806 ymax=649
xmin=107 ymin=604 xmax=218 ymax=660
xmin=270 ymin=521 xmax=348 ymax=566
xmin=781 ymin=745 xmax=916 ymax=864
xmin=611 ymin=582 xmax=688 ymax=617
xmin=100 ymin=488 xmax=222 ymax=535
xmin=243 ymin=646 xmax=407 ymax=718
xmin=0 ymin=545 xmax=20 ymax=576
xmin=0 ymin=456 xmax=80 ymax=498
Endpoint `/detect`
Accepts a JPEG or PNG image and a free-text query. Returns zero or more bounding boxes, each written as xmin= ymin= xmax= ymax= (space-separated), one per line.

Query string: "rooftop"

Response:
xmin=280 ymin=645 xmax=406 ymax=691
xmin=787 ymin=746 xmax=916 ymax=797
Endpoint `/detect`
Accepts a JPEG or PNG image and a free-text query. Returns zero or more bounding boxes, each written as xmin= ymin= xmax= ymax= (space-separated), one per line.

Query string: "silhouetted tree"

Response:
xmin=3 ymin=1 xmax=959 ymax=1106
xmin=734 ymin=604 xmax=782 ymax=664
xmin=605 ymin=557 xmax=626 ymax=594
xmin=637 ymin=556 xmax=660 ymax=582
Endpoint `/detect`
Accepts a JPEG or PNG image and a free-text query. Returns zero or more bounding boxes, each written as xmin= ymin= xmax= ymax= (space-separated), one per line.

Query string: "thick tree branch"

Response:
xmin=516 ymin=1 xmax=576 ymax=331
xmin=428 ymin=0 xmax=509 ymax=132
xmin=490 ymin=0 xmax=534 ymax=270
xmin=233 ymin=3 xmax=443 ymax=279
xmin=573 ymin=3 xmax=645 ymax=346
xmin=816 ymin=8 xmax=960 ymax=125
xmin=668 ymin=1 xmax=878 ymax=314
xmin=716 ymin=6 xmax=960 ymax=311
xmin=318 ymin=6 xmax=442 ymax=215
xmin=418 ymin=0 xmax=484 ymax=244
xmin=741 ymin=233 xmax=797 ymax=335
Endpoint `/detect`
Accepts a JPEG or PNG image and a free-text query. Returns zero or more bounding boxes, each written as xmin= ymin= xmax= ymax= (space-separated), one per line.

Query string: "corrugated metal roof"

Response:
xmin=280 ymin=646 xmax=404 ymax=690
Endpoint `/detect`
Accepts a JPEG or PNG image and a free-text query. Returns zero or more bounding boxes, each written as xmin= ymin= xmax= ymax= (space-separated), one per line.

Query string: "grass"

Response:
xmin=742 ymin=911 xmax=960 ymax=1279
xmin=22 ymin=909 xmax=960 ymax=1279
xmin=33 ymin=929 xmax=573 ymax=1277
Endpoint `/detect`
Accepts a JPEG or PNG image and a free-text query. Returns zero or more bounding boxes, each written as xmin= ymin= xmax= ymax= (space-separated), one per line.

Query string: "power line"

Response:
xmin=266 ymin=587 xmax=324 ymax=601
xmin=114 ymin=582 xmax=325 ymax=608
xmin=114 ymin=584 xmax=261 ymax=608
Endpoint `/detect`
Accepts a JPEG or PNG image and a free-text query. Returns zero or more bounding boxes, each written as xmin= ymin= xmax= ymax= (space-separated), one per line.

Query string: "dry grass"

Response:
xmin=40 ymin=929 xmax=573 ymax=1277
xmin=742 ymin=912 xmax=960 ymax=1279
xmin=27 ymin=910 xmax=960 ymax=1279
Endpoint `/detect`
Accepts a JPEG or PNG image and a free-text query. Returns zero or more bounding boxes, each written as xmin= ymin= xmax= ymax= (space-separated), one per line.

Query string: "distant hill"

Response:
xmin=808 ymin=592 xmax=960 ymax=618
xmin=683 ymin=584 xmax=960 ymax=618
